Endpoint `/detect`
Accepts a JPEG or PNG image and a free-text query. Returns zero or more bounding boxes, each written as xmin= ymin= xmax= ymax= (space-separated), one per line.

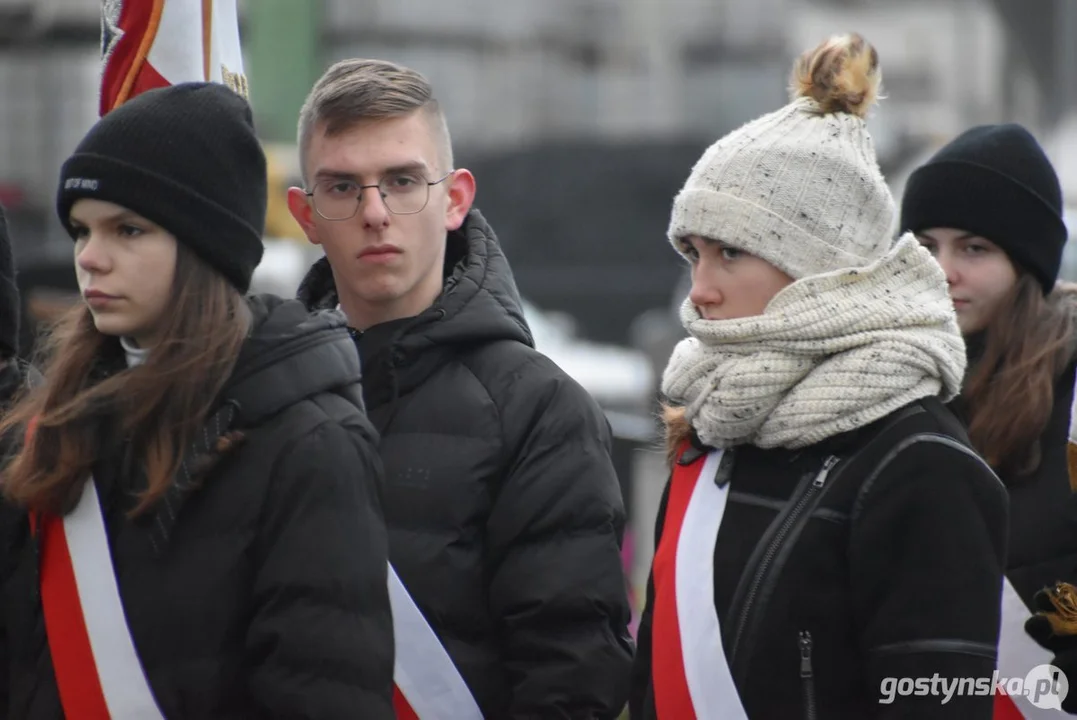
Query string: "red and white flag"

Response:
xmin=99 ymin=0 xmax=247 ymax=115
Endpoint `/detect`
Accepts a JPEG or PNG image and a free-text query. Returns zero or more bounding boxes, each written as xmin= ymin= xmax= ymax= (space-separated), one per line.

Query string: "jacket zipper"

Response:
xmin=728 ymin=455 xmax=840 ymax=671
xmin=800 ymin=631 xmax=818 ymax=720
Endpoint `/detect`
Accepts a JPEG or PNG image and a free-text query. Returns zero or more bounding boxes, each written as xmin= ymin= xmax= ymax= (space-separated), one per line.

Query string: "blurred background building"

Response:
xmin=1 ymin=0 xmax=1075 ymax=608
xmin=1 ymin=0 xmax=1075 ymax=338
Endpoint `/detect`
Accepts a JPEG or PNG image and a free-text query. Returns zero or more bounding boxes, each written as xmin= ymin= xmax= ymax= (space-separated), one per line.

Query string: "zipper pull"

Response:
xmin=799 ymin=631 xmax=813 ymax=678
xmin=813 ymin=456 xmax=840 ymax=488
xmin=714 ymin=449 xmax=735 ymax=487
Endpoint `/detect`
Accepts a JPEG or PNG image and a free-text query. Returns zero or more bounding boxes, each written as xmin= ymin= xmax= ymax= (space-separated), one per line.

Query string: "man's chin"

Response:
xmin=349 ymin=284 xmax=406 ymax=306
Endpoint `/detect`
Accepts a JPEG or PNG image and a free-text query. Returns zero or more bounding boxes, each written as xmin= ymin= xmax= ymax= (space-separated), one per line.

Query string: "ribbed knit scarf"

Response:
xmin=661 ymin=234 xmax=966 ymax=449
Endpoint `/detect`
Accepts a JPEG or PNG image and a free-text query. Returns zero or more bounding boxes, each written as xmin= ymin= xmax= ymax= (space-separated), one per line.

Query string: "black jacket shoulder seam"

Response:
xmin=871 ymin=638 xmax=998 ymax=661
xmin=851 ymin=433 xmax=1002 ymax=524
xmin=453 ymin=343 xmax=510 ymax=465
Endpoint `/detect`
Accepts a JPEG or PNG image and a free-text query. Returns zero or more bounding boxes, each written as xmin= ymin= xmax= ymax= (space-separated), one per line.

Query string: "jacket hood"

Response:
xmin=225 ymin=294 xmax=364 ymax=425
xmin=297 ymin=208 xmax=533 ymax=352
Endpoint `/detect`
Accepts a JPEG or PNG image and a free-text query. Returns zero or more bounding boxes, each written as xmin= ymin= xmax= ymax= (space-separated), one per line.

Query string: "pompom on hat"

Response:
xmin=668 ymin=33 xmax=897 ymax=280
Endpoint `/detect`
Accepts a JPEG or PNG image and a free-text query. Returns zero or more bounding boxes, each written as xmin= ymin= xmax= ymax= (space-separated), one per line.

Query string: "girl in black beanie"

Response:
xmin=0 ymin=82 xmax=395 ymax=719
xmin=902 ymin=122 xmax=1077 ymax=712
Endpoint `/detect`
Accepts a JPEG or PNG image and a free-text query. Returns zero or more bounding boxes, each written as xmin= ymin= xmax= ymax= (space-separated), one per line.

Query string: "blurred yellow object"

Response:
xmin=263 ymin=142 xmax=305 ymax=242
xmin=1044 ymin=582 xmax=1077 ymax=636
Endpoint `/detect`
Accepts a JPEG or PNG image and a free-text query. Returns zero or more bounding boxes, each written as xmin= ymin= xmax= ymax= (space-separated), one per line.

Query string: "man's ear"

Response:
xmin=444 ymin=169 xmax=476 ymax=231
xmin=287 ymin=187 xmax=321 ymax=246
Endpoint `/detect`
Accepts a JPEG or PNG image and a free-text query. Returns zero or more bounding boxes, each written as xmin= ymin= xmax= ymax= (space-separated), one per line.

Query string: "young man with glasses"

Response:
xmin=289 ymin=59 xmax=633 ymax=719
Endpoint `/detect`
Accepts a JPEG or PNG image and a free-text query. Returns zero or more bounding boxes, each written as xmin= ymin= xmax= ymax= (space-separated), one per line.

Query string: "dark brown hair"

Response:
xmin=962 ymin=274 xmax=1077 ymax=480
xmin=0 ymin=244 xmax=251 ymax=516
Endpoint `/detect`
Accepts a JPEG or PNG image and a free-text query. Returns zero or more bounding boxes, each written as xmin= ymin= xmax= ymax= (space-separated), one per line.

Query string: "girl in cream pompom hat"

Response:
xmin=630 ymin=34 xmax=1007 ymax=719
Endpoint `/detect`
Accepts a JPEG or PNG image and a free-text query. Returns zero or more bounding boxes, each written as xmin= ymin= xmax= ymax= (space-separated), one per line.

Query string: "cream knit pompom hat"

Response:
xmin=669 ymin=33 xmax=894 ymax=278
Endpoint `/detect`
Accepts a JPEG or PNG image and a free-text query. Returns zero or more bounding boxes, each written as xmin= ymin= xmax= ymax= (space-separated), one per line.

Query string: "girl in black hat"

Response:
xmin=903 ymin=123 xmax=1074 ymax=599
xmin=632 ymin=35 xmax=1007 ymax=719
xmin=0 ymin=82 xmax=395 ymax=719
xmin=902 ymin=123 xmax=1077 ymax=712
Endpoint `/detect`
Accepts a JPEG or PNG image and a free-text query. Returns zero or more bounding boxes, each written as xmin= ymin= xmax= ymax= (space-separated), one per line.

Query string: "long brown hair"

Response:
xmin=962 ymin=274 xmax=1077 ymax=480
xmin=0 ymin=244 xmax=251 ymax=516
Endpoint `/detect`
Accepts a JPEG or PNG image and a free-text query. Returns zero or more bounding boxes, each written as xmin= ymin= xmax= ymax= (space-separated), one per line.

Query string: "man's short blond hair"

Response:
xmin=297 ymin=59 xmax=453 ymax=185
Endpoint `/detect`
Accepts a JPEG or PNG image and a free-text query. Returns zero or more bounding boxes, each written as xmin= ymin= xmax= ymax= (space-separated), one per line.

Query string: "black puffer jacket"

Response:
xmin=299 ymin=209 xmax=635 ymax=719
xmin=631 ymin=397 xmax=1009 ymax=719
xmin=0 ymin=296 xmax=395 ymax=719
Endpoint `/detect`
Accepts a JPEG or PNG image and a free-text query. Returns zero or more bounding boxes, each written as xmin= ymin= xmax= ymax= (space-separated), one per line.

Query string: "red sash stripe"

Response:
xmin=393 ymin=686 xmax=420 ymax=720
xmin=651 ymin=441 xmax=704 ymax=720
xmin=39 ymin=512 xmax=112 ymax=718
xmin=994 ymin=693 xmax=1024 ymax=720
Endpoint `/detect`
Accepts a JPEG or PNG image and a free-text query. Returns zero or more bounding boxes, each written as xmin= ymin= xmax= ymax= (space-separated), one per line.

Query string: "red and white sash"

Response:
xmin=389 ymin=567 xmax=483 ymax=719
xmin=994 ymin=579 xmax=1059 ymax=719
xmin=651 ymin=446 xmax=748 ymax=719
xmin=35 ymin=475 xmax=481 ymax=720
xmin=36 ymin=479 xmax=166 ymax=718
xmin=648 ymin=446 xmax=1064 ymax=720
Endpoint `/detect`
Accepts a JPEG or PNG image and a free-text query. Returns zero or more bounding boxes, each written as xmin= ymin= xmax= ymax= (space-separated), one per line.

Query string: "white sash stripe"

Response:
xmin=674 ymin=449 xmax=750 ymax=719
xmin=388 ymin=565 xmax=483 ymax=719
xmin=64 ymin=480 xmax=165 ymax=719
xmin=1068 ymin=363 xmax=1077 ymax=445
xmin=997 ymin=578 xmax=1059 ymax=719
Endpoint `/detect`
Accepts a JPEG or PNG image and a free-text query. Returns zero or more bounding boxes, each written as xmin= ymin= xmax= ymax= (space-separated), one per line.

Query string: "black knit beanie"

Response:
xmin=0 ymin=205 xmax=18 ymax=358
xmin=57 ymin=82 xmax=266 ymax=293
xmin=900 ymin=123 xmax=1067 ymax=295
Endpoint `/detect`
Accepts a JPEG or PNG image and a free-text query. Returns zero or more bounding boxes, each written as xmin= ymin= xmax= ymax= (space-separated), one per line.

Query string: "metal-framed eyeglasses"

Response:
xmin=305 ymin=169 xmax=455 ymax=220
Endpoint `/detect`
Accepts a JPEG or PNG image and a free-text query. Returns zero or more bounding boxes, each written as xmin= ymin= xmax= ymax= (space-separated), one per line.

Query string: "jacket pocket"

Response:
xmin=799 ymin=630 xmax=818 ymax=720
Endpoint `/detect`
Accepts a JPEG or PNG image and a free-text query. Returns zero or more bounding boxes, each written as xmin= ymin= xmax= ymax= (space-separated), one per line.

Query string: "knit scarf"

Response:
xmin=661 ymin=234 xmax=967 ymax=449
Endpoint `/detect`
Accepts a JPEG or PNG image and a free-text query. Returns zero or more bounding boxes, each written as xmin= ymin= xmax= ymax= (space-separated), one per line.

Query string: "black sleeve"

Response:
xmin=246 ymin=420 xmax=395 ymax=719
xmin=0 ymin=504 xmax=18 ymax=720
xmin=850 ymin=439 xmax=1009 ymax=719
xmin=628 ymin=475 xmax=672 ymax=719
xmin=487 ymin=364 xmax=635 ymax=719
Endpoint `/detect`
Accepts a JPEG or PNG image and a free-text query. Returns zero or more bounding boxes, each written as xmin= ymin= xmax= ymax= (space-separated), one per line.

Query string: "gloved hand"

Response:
xmin=1025 ymin=582 xmax=1077 ymax=714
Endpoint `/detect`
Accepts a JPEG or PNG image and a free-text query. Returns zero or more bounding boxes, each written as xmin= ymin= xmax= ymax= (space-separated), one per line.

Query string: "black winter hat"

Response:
xmin=0 ymin=205 xmax=18 ymax=358
xmin=57 ymin=82 xmax=266 ymax=293
xmin=900 ymin=123 xmax=1067 ymax=295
